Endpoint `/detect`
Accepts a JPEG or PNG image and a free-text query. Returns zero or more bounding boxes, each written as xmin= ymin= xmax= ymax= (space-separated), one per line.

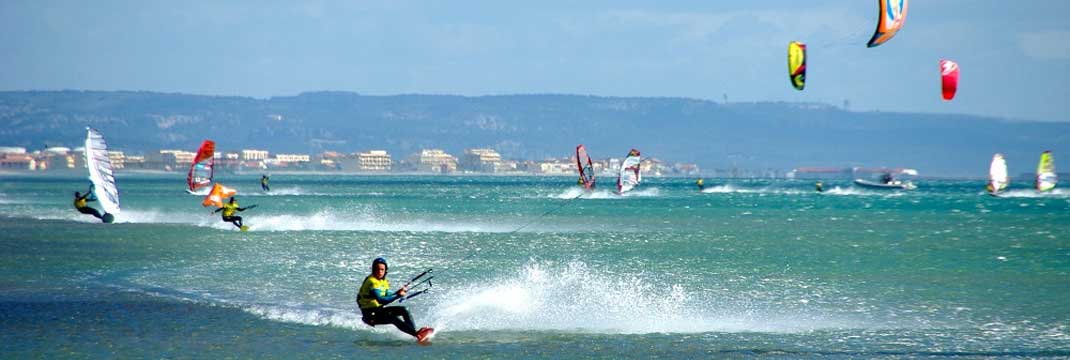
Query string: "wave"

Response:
xmin=992 ymin=188 xmax=1070 ymax=198
xmin=12 ymin=205 xmax=559 ymax=233
xmin=701 ymin=184 xmax=808 ymax=195
xmin=550 ymin=187 xmax=660 ymax=199
xmin=104 ymin=260 xmax=865 ymax=336
xmin=422 ymin=261 xmax=859 ymax=334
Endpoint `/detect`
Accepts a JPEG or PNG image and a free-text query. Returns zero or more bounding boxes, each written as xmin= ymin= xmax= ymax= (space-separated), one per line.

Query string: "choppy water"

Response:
xmin=1 ymin=174 xmax=1068 ymax=358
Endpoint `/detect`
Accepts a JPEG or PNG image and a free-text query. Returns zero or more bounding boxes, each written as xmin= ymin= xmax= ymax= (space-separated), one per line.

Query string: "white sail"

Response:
xmin=85 ymin=127 xmax=120 ymax=214
xmin=989 ymin=153 xmax=1008 ymax=193
xmin=617 ymin=149 xmax=641 ymax=193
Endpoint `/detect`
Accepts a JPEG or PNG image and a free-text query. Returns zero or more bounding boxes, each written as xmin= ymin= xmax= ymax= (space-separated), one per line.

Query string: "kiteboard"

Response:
xmin=240 ymin=225 xmax=249 ymax=232
xmin=102 ymin=213 xmax=115 ymax=223
xmin=416 ymin=327 xmax=434 ymax=345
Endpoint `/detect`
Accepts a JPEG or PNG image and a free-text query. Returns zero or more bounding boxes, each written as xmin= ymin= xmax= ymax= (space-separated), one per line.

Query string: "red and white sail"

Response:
xmin=576 ymin=144 xmax=595 ymax=189
xmin=187 ymin=140 xmax=215 ymax=192
xmin=617 ymin=149 xmax=641 ymax=194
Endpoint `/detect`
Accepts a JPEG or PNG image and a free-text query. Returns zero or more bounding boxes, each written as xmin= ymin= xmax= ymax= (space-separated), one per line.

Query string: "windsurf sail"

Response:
xmin=85 ymin=127 xmax=120 ymax=215
xmin=576 ymin=144 xmax=595 ymax=189
xmin=866 ymin=0 xmax=908 ymax=48
xmin=617 ymin=149 xmax=641 ymax=194
xmin=940 ymin=59 xmax=959 ymax=101
xmin=988 ymin=153 xmax=1009 ymax=194
xmin=1036 ymin=151 xmax=1057 ymax=192
xmin=187 ymin=140 xmax=216 ymax=192
xmin=202 ymin=183 xmax=237 ymax=208
xmin=788 ymin=41 xmax=806 ymax=91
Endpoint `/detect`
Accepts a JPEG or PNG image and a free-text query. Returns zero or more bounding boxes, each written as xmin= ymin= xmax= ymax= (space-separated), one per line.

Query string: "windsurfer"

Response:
xmin=261 ymin=175 xmax=270 ymax=191
xmin=213 ymin=197 xmax=247 ymax=229
xmin=357 ymin=257 xmax=433 ymax=343
xmin=73 ymin=185 xmax=105 ymax=221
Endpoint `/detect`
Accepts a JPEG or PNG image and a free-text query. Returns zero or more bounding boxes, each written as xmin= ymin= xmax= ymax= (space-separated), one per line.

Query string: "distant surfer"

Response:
xmin=696 ymin=178 xmax=705 ymax=191
xmin=261 ymin=174 xmax=270 ymax=192
xmin=213 ymin=197 xmax=250 ymax=230
xmin=358 ymin=257 xmax=434 ymax=344
xmin=73 ymin=185 xmax=105 ymax=222
xmin=577 ymin=176 xmax=586 ymax=186
xmin=815 ymin=181 xmax=824 ymax=192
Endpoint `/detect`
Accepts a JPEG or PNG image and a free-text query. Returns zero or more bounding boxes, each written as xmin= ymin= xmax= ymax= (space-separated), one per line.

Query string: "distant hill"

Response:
xmin=1 ymin=90 xmax=1067 ymax=177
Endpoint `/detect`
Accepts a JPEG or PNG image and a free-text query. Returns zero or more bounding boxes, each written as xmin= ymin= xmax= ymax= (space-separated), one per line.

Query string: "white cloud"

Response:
xmin=1019 ymin=31 xmax=1070 ymax=60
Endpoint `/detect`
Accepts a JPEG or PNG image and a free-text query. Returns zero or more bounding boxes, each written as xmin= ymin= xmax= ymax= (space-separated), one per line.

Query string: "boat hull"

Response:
xmin=853 ymin=179 xmax=916 ymax=190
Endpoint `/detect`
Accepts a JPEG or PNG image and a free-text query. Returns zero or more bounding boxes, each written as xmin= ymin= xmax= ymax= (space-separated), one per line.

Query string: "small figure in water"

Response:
xmin=985 ymin=183 xmax=995 ymax=193
xmin=73 ymin=185 xmax=105 ymax=222
xmin=577 ymin=176 xmax=585 ymax=186
xmin=213 ymin=197 xmax=248 ymax=230
xmin=815 ymin=181 xmax=824 ymax=192
xmin=696 ymin=178 xmax=705 ymax=191
xmin=358 ymin=257 xmax=434 ymax=344
xmin=261 ymin=174 xmax=270 ymax=192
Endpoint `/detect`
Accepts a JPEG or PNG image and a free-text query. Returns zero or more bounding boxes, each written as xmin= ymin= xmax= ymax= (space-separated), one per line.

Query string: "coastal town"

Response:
xmin=0 ymin=146 xmax=703 ymax=177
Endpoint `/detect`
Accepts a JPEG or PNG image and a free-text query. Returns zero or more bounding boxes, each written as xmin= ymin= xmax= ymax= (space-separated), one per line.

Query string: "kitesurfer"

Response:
xmin=73 ymin=185 xmax=105 ymax=221
xmin=213 ymin=197 xmax=247 ymax=229
xmin=815 ymin=181 xmax=824 ymax=192
xmin=358 ymin=257 xmax=433 ymax=343
xmin=261 ymin=175 xmax=270 ymax=191
xmin=696 ymin=178 xmax=705 ymax=191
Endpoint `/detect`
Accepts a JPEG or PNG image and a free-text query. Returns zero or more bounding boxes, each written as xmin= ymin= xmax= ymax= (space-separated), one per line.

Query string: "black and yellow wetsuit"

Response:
xmin=261 ymin=176 xmax=270 ymax=191
xmin=74 ymin=192 xmax=104 ymax=220
xmin=358 ymin=275 xmax=418 ymax=337
xmin=220 ymin=202 xmax=244 ymax=228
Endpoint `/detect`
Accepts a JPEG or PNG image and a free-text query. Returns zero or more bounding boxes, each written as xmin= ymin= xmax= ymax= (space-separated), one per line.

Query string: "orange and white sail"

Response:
xmin=202 ymin=183 xmax=237 ymax=208
xmin=866 ymin=0 xmax=908 ymax=48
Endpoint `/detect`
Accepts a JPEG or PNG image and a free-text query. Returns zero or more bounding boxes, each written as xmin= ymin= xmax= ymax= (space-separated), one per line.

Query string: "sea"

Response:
xmin=1 ymin=174 xmax=1068 ymax=359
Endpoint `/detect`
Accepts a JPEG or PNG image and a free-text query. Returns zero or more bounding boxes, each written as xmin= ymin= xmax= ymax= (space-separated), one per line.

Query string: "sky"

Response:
xmin=2 ymin=1 xmax=1069 ymax=122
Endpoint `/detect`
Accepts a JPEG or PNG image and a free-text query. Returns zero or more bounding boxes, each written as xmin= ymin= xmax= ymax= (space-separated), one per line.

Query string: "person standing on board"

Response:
xmin=260 ymin=174 xmax=270 ymax=192
xmin=357 ymin=257 xmax=434 ymax=343
xmin=73 ymin=185 xmax=105 ymax=222
xmin=213 ymin=197 xmax=248 ymax=230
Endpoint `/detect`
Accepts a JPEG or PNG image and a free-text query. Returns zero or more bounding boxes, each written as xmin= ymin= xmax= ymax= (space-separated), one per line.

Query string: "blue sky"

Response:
xmin=3 ymin=1 xmax=1069 ymax=121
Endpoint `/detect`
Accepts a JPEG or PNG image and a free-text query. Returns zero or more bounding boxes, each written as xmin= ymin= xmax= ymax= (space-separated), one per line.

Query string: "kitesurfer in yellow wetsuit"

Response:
xmin=261 ymin=175 xmax=270 ymax=192
xmin=696 ymin=178 xmax=705 ymax=191
xmin=213 ymin=197 xmax=248 ymax=229
xmin=358 ymin=257 xmax=433 ymax=343
xmin=73 ymin=185 xmax=104 ymax=221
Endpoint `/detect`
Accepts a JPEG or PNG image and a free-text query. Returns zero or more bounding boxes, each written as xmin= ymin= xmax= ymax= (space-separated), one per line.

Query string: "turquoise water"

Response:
xmin=2 ymin=174 xmax=1069 ymax=358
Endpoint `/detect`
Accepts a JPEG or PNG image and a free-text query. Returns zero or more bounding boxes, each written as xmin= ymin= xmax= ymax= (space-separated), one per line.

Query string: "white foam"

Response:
xmin=550 ymin=187 xmax=660 ymax=199
xmin=994 ymin=189 xmax=1070 ymax=198
xmin=424 ymin=261 xmax=859 ymax=334
xmin=701 ymin=185 xmax=808 ymax=195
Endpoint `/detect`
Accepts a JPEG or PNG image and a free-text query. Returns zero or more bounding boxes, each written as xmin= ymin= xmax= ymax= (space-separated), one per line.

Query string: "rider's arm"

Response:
xmin=370 ymin=287 xmax=402 ymax=305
